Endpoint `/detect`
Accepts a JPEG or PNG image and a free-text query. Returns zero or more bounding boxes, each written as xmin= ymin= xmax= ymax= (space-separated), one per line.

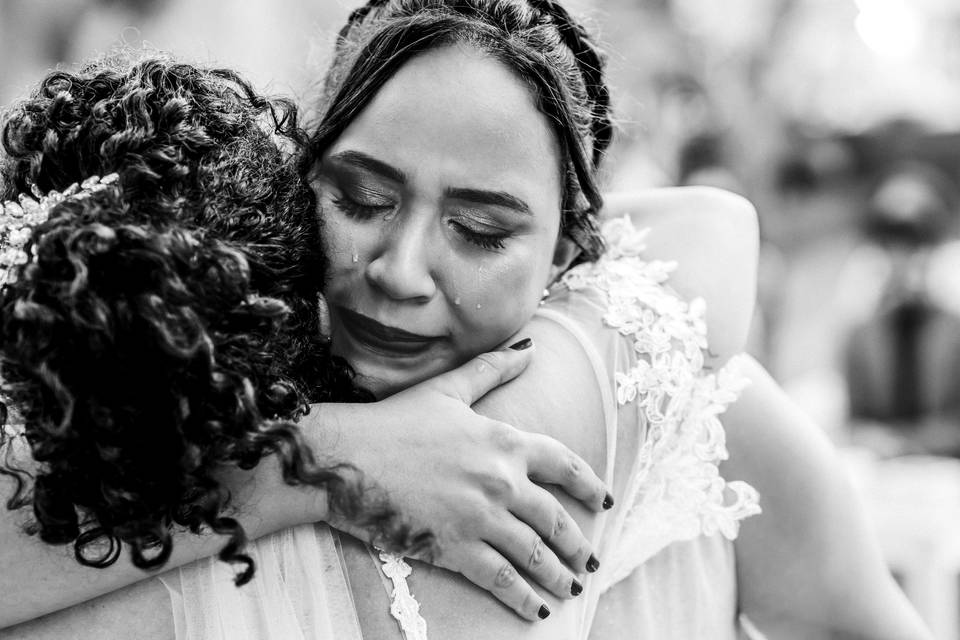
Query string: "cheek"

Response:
xmin=321 ymin=208 xmax=356 ymax=262
xmin=319 ymin=204 xmax=370 ymax=293
xmin=448 ymin=245 xmax=552 ymax=349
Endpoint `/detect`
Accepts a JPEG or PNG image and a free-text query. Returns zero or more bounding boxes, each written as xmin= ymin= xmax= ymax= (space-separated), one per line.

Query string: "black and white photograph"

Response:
xmin=0 ymin=1 xmax=957 ymax=638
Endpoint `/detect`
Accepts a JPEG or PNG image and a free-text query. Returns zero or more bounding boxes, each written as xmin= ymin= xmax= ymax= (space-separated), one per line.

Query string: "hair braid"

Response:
xmin=527 ymin=0 xmax=612 ymax=168
xmin=338 ymin=0 xmax=391 ymax=42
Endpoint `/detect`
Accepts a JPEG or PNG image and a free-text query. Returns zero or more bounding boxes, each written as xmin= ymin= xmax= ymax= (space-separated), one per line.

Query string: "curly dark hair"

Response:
xmin=0 ymin=54 xmax=428 ymax=583
xmin=310 ymin=0 xmax=612 ymax=266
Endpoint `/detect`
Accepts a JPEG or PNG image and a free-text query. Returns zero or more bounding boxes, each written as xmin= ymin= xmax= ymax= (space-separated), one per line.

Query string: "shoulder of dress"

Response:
xmin=566 ymin=217 xmax=761 ymax=591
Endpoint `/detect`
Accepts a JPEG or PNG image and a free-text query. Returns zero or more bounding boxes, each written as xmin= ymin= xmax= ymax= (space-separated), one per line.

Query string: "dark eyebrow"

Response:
xmin=445 ymin=187 xmax=532 ymax=215
xmin=329 ymin=150 xmax=406 ymax=184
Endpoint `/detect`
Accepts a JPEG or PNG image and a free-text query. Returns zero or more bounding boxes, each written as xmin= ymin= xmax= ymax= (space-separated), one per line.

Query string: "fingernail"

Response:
xmin=603 ymin=492 xmax=614 ymax=510
xmin=571 ymin=578 xmax=583 ymax=596
xmin=586 ymin=554 xmax=600 ymax=573
xmin=509 ymin=338 xmax=533 ymax=351
xmin=538 ymin=604 xmax=551 ymax=619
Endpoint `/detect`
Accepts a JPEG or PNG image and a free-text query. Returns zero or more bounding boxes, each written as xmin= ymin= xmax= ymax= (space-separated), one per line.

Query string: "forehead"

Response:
xmin=330 ymin=44 xmax=561 ymax=198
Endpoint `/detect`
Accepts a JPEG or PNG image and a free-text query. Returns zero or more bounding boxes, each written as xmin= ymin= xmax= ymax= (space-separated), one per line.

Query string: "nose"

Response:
xmin=365 ymin=215 xmax=437 ymax=302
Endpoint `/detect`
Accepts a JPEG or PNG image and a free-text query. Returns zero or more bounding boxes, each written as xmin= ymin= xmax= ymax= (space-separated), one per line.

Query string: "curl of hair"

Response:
xmin=0 ymin=54 xmax=431 ymax=583
xmin=313 ymin=0 xmax=611 ymax=265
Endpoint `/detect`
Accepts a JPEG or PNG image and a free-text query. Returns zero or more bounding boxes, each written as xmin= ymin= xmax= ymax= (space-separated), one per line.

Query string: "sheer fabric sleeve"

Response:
xmin=539 ymin=216 xmax=761 ymax=607
xmin=159 ymin=523 xmax=364 ymax=640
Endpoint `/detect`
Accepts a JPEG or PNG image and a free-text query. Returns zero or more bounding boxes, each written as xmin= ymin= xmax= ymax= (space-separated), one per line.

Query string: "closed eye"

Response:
xmin=449 ymin=218 xmax=510 ymax=250
xmin=332 ymin=195 xmax=395 ymax=220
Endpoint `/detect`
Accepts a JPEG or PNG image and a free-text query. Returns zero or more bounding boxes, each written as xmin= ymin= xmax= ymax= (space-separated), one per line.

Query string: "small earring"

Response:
xmin=316 ymin=292 xmax=332 ymax=344
xmin=539 ymin=288 xmax=550 ymax=306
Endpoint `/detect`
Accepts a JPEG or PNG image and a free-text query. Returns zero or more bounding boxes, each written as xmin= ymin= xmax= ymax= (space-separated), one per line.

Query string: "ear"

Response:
xmin=546 ymin=235 xmax=581 ymax=285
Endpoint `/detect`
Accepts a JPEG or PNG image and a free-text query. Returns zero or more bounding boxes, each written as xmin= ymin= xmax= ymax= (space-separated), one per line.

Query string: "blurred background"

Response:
xmin=4 ymin=0 xmax=960 ymax=636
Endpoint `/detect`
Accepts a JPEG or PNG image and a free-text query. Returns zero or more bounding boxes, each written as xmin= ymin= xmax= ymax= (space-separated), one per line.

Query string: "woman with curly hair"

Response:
xmin=1 ymin=1 xmax=929 ymax=639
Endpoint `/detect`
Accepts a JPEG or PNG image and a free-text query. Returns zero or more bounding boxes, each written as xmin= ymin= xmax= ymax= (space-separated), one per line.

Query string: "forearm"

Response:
xmin=726 ymin=357 xmax=932 ymax=640
xmin=0 ymin=431 xmax=332 ymax=627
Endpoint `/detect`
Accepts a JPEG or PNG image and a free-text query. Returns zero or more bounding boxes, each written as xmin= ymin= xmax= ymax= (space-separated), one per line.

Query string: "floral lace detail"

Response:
xmin=0 ymin=423 xmax=25 ymax=439
xmin=561 ymin=215 xmax=762 ymax=592
xmin=377 ymin=551 xmax=428 ymax=640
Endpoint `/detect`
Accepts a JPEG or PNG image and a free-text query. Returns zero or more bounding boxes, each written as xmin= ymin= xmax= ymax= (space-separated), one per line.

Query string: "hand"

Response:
xmin=311 ymin=341 xmax=611 ymax=621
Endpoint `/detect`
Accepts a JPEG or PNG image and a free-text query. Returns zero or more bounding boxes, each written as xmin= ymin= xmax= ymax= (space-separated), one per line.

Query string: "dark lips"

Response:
xmin=337 ymin=307 xmax=441 ymax=355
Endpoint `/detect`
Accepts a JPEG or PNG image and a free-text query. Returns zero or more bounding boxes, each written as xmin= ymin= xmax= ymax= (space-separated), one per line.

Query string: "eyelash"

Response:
xmin=331 ymin=196 xmax=510 ymax=250
xmin=449 ymin=220 xmax=509 ymax=250
xmin=332 ymin=195 xmax=393 ymax=220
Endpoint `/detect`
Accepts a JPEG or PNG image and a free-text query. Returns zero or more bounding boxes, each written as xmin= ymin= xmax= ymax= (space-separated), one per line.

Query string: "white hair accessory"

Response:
xmin=0 ymin=173 xmax=119 ymax=287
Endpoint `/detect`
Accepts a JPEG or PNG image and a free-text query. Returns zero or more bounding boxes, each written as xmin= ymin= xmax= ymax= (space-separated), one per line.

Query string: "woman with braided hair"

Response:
xmin=1 ymin=0 xmax=930 ymax=638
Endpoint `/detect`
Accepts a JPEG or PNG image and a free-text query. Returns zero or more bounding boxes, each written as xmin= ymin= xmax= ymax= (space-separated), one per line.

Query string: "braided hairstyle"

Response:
xmin=311 ymin=0 xmax=612 ymax=265
xmin=0 ymin=54 xmax=427 ymax=583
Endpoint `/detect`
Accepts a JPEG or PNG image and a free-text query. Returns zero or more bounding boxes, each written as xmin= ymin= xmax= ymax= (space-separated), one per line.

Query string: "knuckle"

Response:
xmin=565 ymin=454 xmax=582 ymax=481
xmin=551 ymin=510 xmax=567 ymax=540
xmin=478 ymin=465 xmax=517 ymax=500
xmin=527 ymin=536 xmax=545 ymax=570
xmin=493 ymin=561 xmax=518 ymax=590
xmin=489 ymin=421 xmax=521 ymax=453
xmin=474 ymin=352 xmax=501 ymax=374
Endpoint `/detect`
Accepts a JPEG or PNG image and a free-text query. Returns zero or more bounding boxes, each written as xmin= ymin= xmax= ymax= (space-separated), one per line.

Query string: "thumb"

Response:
xmin=427 ymin=338 xmax=534 ymax=405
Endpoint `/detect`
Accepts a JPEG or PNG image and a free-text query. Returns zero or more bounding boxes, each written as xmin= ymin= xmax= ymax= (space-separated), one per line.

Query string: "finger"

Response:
xmin=427 ymin=341 xmax=534 ymax=405
xmin=486 ymin=517 xmax=582 ymax=601
xmin=523 ymin=431 xmax=611 ymax=512
xmin=452 ymin=544 xmax=552 ymax=621
xmin=512 ymin=483 xmax=595 ymax=575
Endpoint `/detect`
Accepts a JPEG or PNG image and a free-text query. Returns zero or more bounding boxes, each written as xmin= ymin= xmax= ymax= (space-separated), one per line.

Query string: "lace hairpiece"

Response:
xmin=0 ymin=173 xmax=119 ymax=287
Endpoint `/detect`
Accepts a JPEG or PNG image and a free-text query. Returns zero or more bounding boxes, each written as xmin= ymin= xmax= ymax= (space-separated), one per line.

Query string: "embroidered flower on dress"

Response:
xmin=560 ymin=215 xmax=762 ymax=594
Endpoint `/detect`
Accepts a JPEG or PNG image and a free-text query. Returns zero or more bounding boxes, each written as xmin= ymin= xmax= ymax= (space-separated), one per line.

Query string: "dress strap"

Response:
xmin=535 ymin=305 xmax=619 ymax=489
xmin=369 ymin=547 xmax=429 ymax=640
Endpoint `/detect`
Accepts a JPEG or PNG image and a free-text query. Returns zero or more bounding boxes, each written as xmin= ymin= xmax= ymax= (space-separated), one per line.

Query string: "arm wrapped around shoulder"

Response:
xmin=0 ymin=56 xmax=426 ymax=585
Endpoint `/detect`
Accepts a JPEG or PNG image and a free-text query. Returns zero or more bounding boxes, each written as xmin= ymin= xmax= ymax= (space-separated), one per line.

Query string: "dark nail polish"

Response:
xmin=603 ymin=492 xmax=614 ymax=510
xmin=538 ymin=604 xmax=551 ymax=619
xmin=570 ymin=579 xmax=583 ymax=596
xmin=586 ymin=554 xmax=600 ymax=573
xmin=509 ymin=338 xmax=533 ymax=351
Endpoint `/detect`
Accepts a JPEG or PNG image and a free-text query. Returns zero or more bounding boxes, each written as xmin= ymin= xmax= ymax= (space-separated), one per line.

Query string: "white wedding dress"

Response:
xmin=159 ymin=217 xmax=762 ymax=639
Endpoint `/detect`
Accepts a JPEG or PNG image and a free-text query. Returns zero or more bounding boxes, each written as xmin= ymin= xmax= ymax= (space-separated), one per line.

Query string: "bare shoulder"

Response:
xmin=476 ymin=315 xmax=607 ymax=474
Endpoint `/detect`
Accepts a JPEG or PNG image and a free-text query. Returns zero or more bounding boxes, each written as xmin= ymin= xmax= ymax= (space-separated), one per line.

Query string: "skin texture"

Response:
xmin=317 ymin=44 xmax=575 ymax=397
xmin=725 ymin=356 xmax=931 ymax=639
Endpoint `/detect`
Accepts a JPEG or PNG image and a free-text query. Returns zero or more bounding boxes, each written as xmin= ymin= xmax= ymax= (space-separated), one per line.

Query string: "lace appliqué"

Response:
xmin=377 ymin=550 xmax=428 ymax=640
xmin=1 ymin=423 xmax=26 ymax=439
xmin=561 ymin=216 xmax=762 ymax=591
